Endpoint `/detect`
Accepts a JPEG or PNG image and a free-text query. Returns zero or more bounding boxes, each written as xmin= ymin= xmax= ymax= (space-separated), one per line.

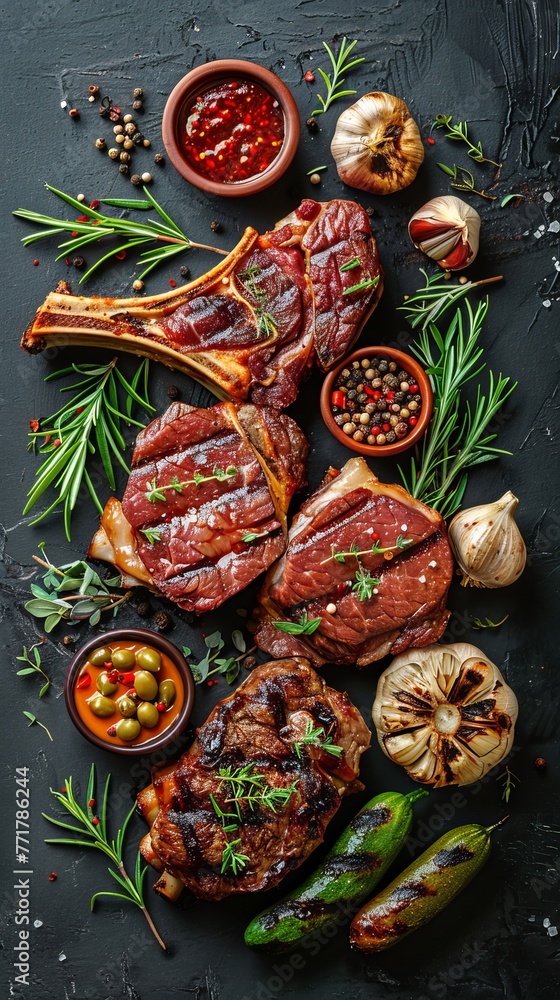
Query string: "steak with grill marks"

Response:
xmin=21 ymin=199 xmax=383 ymax=410
xmin=253 ymin=458 xmax=454 ymax=667
xmin=139 ymin=658 xmax=371 ymax=900
xmin=88 ymin=401 xmax=307 ymax=613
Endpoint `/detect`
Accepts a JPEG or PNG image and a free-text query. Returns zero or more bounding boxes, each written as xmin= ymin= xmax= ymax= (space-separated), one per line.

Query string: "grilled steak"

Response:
xmin=21 ymin=199 xmax=383 ymax=409
xmin=253 ymin=458 xmax=454 ymax=667
xmin=89 ymin=401 xmax=308 ymax=613
xmin=139 ymin=659 xmax=371 ymax=900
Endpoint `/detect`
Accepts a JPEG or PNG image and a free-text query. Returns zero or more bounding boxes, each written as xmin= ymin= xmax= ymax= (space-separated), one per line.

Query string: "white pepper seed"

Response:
xmin=309 ymin=173 xmax=322 ymax=184
xmin=95 ymin=137 xmax=106 ymax=149
xmin=365 ymin=368 xmax=375 ymax=380
xmin=88 ymin=94 xmax=96 ymax=103
xmin=113 ymin=125 xmax=124 ymax=134
xmin=133 ymin=279 xmax=144 ymax=290
xmin=143 ymin=138 xmax=151 ymax=147
xmin=367 ymin=434 xmax=376 ymax=445
xmin=389 ymin=415 xmax=399 ymax=427
xmin=408 ymin=400 xmax=419 ymax=412
xmin=459 ymin=275 xmax=468 ymax=284
xmin=120 ymin=151 xmax=131 ymax=163
xmin=108 ymin=148 xmax=120 ymax=159
xmin=124 ymin=122 xmax=136 ymax=135
xmin=123 ymin=138 xmax=134 ymax=150
xmin=141 ymin=172 xmax=152 ymax=183
xmin=361 ymin=358 xmax=370 ymax=368
xmin=376 ymin=433 xmax=387 ymax=445
xmin=116 ymin=134 xmax=125 ymax=144
xmin=342 ymin=422 xmax=354 ymax=435
xmin=400 ymin=382 xmax=410 ymax=393
xmin=353 ymin=430 xmax=365 ymax=442
xmin=400 ymin=407 xmax=410 ymax=419
xmin=77 ymin=193 xmax=85 ymax=202
xmin=123 ymin=113 xmax=133 ymax=124
xmin=359 ymin=412 xmax=370 ymax=425
xmin=326 ymin=603 xmax=337 ymax=615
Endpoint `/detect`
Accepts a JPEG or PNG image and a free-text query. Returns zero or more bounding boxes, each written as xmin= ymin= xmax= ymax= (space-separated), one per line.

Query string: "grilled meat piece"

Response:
xmin=89 ymin=401 xmax=307 ymax=613
xmin=253 ymin=458 xmax=454 ymax=667
xmin=21 ymin=199 xmax=382 ymax=409
xmin=138 ymin=659 xmax=371 ymax=900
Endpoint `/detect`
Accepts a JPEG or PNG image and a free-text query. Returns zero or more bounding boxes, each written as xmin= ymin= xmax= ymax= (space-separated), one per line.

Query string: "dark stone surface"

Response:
xmin=1 ymin=2 xmax=559 ymax=998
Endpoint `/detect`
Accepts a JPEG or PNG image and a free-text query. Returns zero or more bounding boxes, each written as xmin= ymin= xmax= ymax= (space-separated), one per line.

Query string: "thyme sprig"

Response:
xmin=320 ymin=535 xmax=414 ymax=565
xmin=16 ymin=644 xmax=50 ymax=697
xmin=25 ymin=358 xmax=154 ymax=540
xmin=144 ymin=466 xmax=238 ymax=503
xmin=399 ymin=269 xmax=503 ymax=332
xmin=437 ymin=162 xmax=497 ymax=201
xmin=13 ymin=184 xmax=227 ymax=283
xmin=398 ymin=291 xmax=517 ymax=517
xmin=312 ymin=37 xmax=365 ymax=115
xmin=293 ymin=719 xmax=343 ymax=759
xmin=352 ymin=562 xmax=381 ymax=601
xmin=433 ymin=115 xmax=501 ymax=168
xmin=23 ymin=710 xmax=53 ymax=741
xmin=211 ymin=764 xmax=298 ymax=874
xmin=238 ymin=265 xmax=277 ymax=340
xmin=183 ymin=630 xmax=255 ymax=685
xmin=497 ymin=765 xmax=520 ymax=804
xmin=272 ymin=613 xmax=322 ymax=636
xmin=43 ymin=765 xmax=165 ymax=949
xmin=25 ymin=544 xmax=128 ymax=631
xmin=472 ymin=614 xmax=509 ymax=630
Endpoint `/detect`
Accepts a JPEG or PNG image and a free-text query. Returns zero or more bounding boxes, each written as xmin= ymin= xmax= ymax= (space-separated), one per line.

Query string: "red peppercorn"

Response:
xmin=371 ymin=425 xmax=381 ymax=435
xmin=427 ymin=136 xmax=435 ymax=145
xmin=33 ymin=259 xmax=40 ymax=266
xmin=76 ymin=673 xmax=91 ymax=689
xmin=169 ymin=278 xmax=177 ymax=288
xmin=88 ymin=798 xmax=95 ymax=808
xmin=48 ymin=872 xmax=58 ymax=881
xmin=409 ymin=384 xmax=419 ymax=393
xmin=115 ymin=250 xmax=127 ymax=261
xmin=372 ymin=532 xmax=380 ymax=541
xmin=68 ymin=108 xmax=79 ymax=120
xmin=304 ymin=70 xmax=315 ymax=82
xmin=52 ymin=438 xmax=61 ymax=448
xmin=331 ymin=390 xmax=346 ymax=408
xmin=535 ymin=757 xmax=547 ymax=770
xmin=92 ymin=817 xmax=99 ymax=826
xmin=409 ymin=416 xmax=418 ymax=427
xmin=382 ymin=423 xmax=390 ymax=432
xmin=156 ymin=702 xmax=166 ymax=713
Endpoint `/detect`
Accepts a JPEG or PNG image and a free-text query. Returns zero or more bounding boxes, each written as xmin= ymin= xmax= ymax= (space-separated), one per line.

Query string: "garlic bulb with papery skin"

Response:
xmin=330 ymin=92 xmax=424 ymax=195
xmin=448 ymin=491 xmax=526 ymax=588
xmin=408 ymin=195 xmax=481 ymax=270
xmin=372 ymin=642 xmax=518 ymax=787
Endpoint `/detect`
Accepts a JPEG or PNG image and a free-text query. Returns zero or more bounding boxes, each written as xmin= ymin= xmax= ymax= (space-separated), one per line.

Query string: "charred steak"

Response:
xmin=89 ymin=401 xmax=308 ymax=613
xmin=21 ymin=199 xmax=383 ymax=410
xmin=138 ymin=659 xmax=370 ymax=900
xmin=253 ymin=458 xmax=454 ymax=667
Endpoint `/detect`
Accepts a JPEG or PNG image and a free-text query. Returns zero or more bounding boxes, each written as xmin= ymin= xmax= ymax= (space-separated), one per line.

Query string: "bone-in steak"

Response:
xmin=253 ymin=458 xmax=454 ymax=667
xmin=89 ymin=401 xmax=308 ymax=613
xmin=139 ymin=659 xmax=370 ymax=900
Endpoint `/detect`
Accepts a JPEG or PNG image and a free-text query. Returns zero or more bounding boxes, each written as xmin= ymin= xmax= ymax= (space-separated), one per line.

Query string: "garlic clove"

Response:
xmin=448 ymin=491 xmax=526 ymax=588
xmin=330 ymin=92 xmax=424 ymax=195
xmin=408 ymin=195 xmax=481 ymax=271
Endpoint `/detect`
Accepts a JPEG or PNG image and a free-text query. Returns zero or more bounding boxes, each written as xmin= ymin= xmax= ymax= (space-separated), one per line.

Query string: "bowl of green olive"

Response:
xmin=65 ymin=629 xmax=195 ymax=755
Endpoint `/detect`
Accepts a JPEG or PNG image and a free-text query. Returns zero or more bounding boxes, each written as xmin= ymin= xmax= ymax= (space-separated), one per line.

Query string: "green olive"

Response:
xmin=88 ymin=646 xmax=113 ymax=667
xmin=116 ymin=695 xmax=137 ymax=718
xmin=137 ymin=701 xmax=160 ymax=728
xmin=136 ymin=647 xmax=161 ymax=673
xmin=158 ymin=679 xmax=176 ymax=708
xmin=116 ymin=718 xmax=141 ymax=741
xmin=96 ymin=671 xmax=118 ymax=696
xmin=134 ymin=670 xmax=158 ymax=701
xmin=111 ymin=648 xmax=136 ymax=670
xmin=88 ymin=695 xmax=116 ymax=718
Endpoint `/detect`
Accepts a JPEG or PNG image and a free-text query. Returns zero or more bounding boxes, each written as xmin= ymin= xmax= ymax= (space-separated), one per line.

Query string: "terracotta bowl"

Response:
xmin=320 ymin=346 xmax=433 ymax=457
xmin=162 ymin=59 xmax=300 ymax=197
xmin=64 ymin=628 xmax=195 ymax=756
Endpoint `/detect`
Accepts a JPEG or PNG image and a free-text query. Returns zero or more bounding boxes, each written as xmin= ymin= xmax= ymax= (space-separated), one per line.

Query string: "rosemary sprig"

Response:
xmin=144 ymin=466 xmax=238 ymax=503
xmin=433 ymin=114 xmax=501 ymax=167
xmin=472 ymin=614 xmax=509 ymax=630
xmin=496 ymin=765 xmax=519 ymax=804
xmin=25 ymin=544 xmax=128 ymax=631
xmin=43 ymin=765 xmax=165 ymax=949
xmin=343 ymin=275 xmax=380 ymax=295
xmin=437 ymin=162 xmax=497 ymax=201
xmin=238 ymin=266 xmax=277 ymax=340
xmin=340 ymin=257 xmax=361 ymax=272
xmin=352 ymin=562 xmax=381 ymax=601
xmin=16 ymin=644 xmax=50 ymax=697
xmin=272 ymin=613 xmax=322 ymax=636
xmin=25 ymin=358 xmax=154 ymax=540
xmin=293 ymin=719 xmax=343 ymax=759
xmin=398 ymin=292 xmax=517 ymax=518
xmin=312 ymin=37 xmax=365 ymax=115
xmin=139 ymin=527 xmax=162 ymax=545
xmin=23 ymin=710 xmax=53 ymax=741
xmin=211 ymin=765 xmax=298 ymax=873
xmin=320 ymin=535 xmax=414 ymax=565
xmin=398 ymin=269 xmax=503 ymax=332
xmin=13 ymin=184 xmax=227 ymax=283
xmin=306 ymin=165 xmax=328 ymax=176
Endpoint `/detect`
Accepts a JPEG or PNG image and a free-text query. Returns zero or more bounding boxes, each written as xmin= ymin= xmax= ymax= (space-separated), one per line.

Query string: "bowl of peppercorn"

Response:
xmin=162 ymin=60 xmax=300 ymax=197
xmin=320 ymin=347 xmax=433 ymax=457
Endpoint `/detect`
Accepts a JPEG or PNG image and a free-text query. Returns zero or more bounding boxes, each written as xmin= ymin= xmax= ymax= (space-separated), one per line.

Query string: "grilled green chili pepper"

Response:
xmin=244 ymin=788 xmax=428 ymax=952
xmin=350 ymin=818 xmax=507 ymax=952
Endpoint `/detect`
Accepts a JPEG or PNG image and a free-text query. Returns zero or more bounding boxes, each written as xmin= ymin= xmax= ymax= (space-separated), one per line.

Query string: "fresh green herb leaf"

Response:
xmin=23 ymin=711 xmax=53 ymax=741
xmin=433 ymin=114 xmax=501 ymax=167
xmin=340 ymin=257 xmax=361 ymax=272
xmin=342 ymin=275 xmax=379 ymax=295
xmin=437 ymin=162 xmax=497 ymax=201
xmin=496 ymin=764 xmax=519 ymax=803
xmin=24 ymin=546 xmax=129 ymax=631
xmin=312 ymin=37 xmax=365 ymax=116
xmin=306 ymin=165 xmax=327 ymax=175
xmin=398 ymin=269 xmax=503 ymax=332
xmin=139 ymin=527 xmax=162 ymax=544
xmin=272 ymin=614 xmax=322 ymax=636
xmin=471 ymin=614 xmax=509 ymax=630
xmin=16 ymin=644 xmax=50 ymax=696
xmin=144 ymin=466 xmax=237 ymax=504
xmin=500 ymin=193 xmax=525 ymax=208
xmin=293 ymin=719 xmax=343 ymax=759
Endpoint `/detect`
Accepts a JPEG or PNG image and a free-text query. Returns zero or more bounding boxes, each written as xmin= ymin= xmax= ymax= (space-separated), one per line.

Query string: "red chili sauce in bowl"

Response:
xmin=182 ymin=79 xmax=285 ymax=184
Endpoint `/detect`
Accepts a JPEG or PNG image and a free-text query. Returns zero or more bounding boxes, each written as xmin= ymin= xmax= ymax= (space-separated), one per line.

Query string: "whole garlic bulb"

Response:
xmin=372 ymin=642 xmax=518 ymax=787
xmin=408 ymin=195 xmax=481 ymax=270
xmin=449 ymin=491 xmax=526 ymax=588
xmin=330 ymin=92 xmax=424 ymax=195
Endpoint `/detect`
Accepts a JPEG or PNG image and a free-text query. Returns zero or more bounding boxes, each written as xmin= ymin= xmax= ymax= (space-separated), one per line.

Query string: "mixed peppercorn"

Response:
xmin=331 ymin=356 xmax=422 ymax=446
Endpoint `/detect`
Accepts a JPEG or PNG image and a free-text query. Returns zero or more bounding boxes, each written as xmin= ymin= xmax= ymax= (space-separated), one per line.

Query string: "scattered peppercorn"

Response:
xmin=132 ymin=278 xmax=144 ymax=290
xmin=132 ymin=132 xmax=144 ymax=145
xmin=95 ymin=137 xmax=106 ymax=150
xmin=179 ymin=265 xmax=190 ymax=278
xmin=72 ymin=256 xmax=85 ymax=269
xmin=99 ymin=96 xmax=111 ymax=117
xmin=133 ymin=87 xmax=143 ymax=99
xmin=143 ymin=138 xmax=151 ymax=148
xmin=119 ymin=151 xmax=131 ymax=163
xmin=154 ymin=611 xmax=172 ymax=632
xmin=89 ymin=85 xmax=100 ymax=95
xmin=166 ymin=384 xmax=181 ymax=400
xmin=136 ymin=599 xmax=152 ymax=617
xmin=108 ymin=147 xmax=119 ymax=159
xmin=304 ymin=70 xmax=315 ymax=82
xmin=243 ymin=655 xmax=257 ymax=671
xmin=154 ymin=152 xmax=165 ymax=165
xmin=33 ymin=259 xmax=39 ymax=266
xmin=119 ymin=164 xmax=129 ymax=175
xmin=62 ymin=634 xmax=75 ymax=647
xmin=130 ymin=174 xmax=142 ymax=185
xmin=123 ymin=113 xmax=133 ymax=124
xmin=123 ymin=138 xmax=134 ymax=150
xmin=309 ymin=172 xmax=322 ymax=185
xmin=535 ymin=757 xmax=547 ymax=770
xmin=168 ymin=278 xmax=177 ymax=288
xmin=141 ymin=171 xmax=152 ymax=183
xmin=77 ymin=193 xmax=85 ymax=202
xmin=124 ymin=122 xmax=136 ymax=135
xmin=133 ymin=99 xmax=144 ymax=111
xmin=48 ymin=872 xmax=58 ymax=881
xmin=108 ymin=106 xmax=121 ymax=122
xmin=306 ymin=117 xmax=318 ymax=130
xmin=113 ymin=124 xmax=124 ymax=135
xmin=210 ymin=220 xmax=221 ymax=232
xmin=68 ymin=107 xmax=79 ymax=119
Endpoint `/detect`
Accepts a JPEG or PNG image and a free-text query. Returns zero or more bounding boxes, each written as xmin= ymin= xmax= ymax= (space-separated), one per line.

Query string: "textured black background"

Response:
xmin=1 ymin=2 xmax=559 ymax=998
